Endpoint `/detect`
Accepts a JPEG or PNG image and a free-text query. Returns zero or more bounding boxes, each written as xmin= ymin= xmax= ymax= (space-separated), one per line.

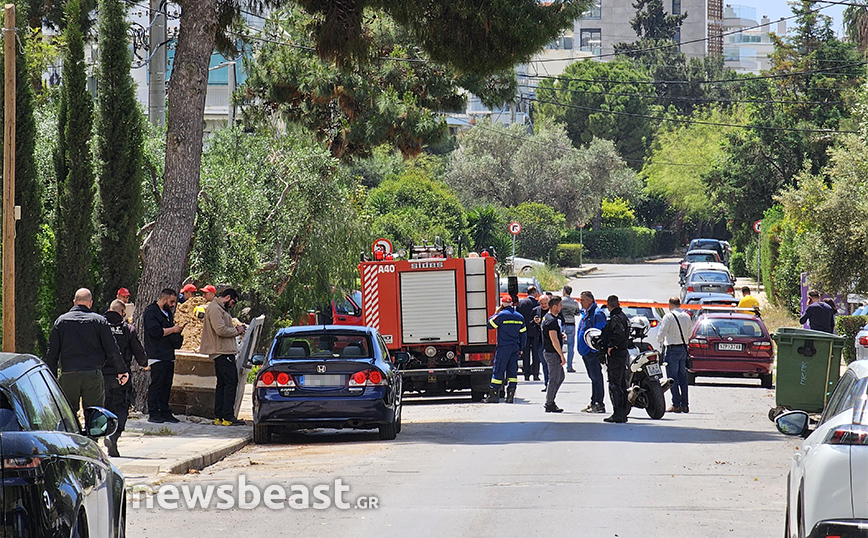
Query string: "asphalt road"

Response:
xmin=128 ymin=261 xmax=799 ymax=537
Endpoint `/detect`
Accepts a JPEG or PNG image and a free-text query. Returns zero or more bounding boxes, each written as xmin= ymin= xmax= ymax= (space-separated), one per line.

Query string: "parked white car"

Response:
xmin=775 ymin=360 xmax=868 ymax=538
xmin=856 ymin=322 xmax=868 ymax=362
xmin=506 ymin=256 xmax=545 ymax=275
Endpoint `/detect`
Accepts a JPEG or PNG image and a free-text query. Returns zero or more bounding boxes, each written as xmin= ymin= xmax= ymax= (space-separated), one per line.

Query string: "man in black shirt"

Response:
xmin=601 ymin=295 xmax=630 ymax=423
xmin=517 ymin=287 xmax=540 ymax=380
xmin=542 ymin=297 xmax=566 ymax=412
xmin=799 ymin=290 xmax=834 ymax=333
xmin=144 ymin=289 xmax=185 ymax=423
xmin=104 ymin=300 xmax=148 ymax=456
xmin=531 ymin=295 xmax=551 ymax=388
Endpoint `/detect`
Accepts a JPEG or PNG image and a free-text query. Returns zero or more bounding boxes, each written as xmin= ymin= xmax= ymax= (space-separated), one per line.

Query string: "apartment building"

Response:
xmin=723 ymin=4 xmax=784 ymax=73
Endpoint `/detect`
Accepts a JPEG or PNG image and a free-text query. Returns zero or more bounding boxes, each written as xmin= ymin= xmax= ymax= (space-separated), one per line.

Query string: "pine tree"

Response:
xmin=54 ymin=0 xmax=94 ymax=313
xmin=0 ymin=2 xmax=43 ymax=352
xmin=96 ymin=0 xmax=144 ymax=306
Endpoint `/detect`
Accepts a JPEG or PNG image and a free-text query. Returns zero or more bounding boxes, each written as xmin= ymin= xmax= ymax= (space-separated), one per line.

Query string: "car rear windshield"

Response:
xmin=499 ymin=280 xmax=533 ymax=294
xmin=692 ymin=240 xmax=722 ymax=251
xmin=274 ymin=334 xmax=372 ymax=359
xmin=690 ymin=271 xmax=731 ymax=283
xmin=622 ymin=307 xmax=655 ymax=319
xmin=696 ymin=319 xmax=765 ymax=338
xmin=686 ymin=253 xmax=717 ymax=263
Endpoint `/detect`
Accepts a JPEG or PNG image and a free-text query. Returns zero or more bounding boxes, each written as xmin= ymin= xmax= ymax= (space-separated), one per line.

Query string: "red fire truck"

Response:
xmin=358 ymin=247 xmax=498 ymax=401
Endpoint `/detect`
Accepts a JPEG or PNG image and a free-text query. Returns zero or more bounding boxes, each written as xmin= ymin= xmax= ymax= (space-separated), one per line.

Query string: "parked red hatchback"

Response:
xmin=687 ymin=312 xmax=774 ymax=388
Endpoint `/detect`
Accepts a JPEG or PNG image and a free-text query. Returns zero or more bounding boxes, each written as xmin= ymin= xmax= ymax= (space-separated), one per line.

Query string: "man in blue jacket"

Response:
xmin=486 ymin=296 xmax=527 ymax=404
xmin=577 ymin=290 xmax=608 ymax=413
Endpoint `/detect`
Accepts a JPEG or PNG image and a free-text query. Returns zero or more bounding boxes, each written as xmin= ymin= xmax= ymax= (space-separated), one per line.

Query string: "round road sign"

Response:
xmin=509 ymin=222 xmax=521 ymax=235
xmin=753 ymin=220 xmax=762 ymax=233
xmin=372 ymin=238 xmax=393 ymax=255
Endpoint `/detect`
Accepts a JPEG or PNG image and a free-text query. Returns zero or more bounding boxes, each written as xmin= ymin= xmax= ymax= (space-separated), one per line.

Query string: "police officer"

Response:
xmin=600 ymin=294 xmax=630 ymax=423
xmin=486 ymin=296 xmax=527 ymax=403
xmin=103 ymin=300 xmax=149 ymax=457
xmin=517 ymin=287 xmax=540 ymax=380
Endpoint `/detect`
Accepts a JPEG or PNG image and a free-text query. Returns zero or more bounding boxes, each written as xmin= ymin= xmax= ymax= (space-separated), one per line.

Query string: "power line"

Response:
xmin=518 ymin=82 xmax=848 ymax=106
xmin=526 ymin=94 xmax=858 ymax=134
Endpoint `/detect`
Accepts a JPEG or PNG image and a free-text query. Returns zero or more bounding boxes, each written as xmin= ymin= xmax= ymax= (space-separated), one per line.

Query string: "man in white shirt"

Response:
xmin=657 ymin=297 xmax=692 ymax=413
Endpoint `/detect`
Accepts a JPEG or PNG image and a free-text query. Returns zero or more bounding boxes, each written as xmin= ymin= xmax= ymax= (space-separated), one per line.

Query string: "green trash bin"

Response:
xmin=772 ymin=327 xmax=847 ymax=414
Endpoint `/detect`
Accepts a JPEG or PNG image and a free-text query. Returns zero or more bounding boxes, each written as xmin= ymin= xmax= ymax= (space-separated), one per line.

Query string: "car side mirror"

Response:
xmin=84 ymin=407 xmax=118 ymax=439
xmin=250 ymin=354 xmax=266 ymax=366
xmin=775 ymin=410 xmax=810 ymax=438
xmin=393 ymin=352 xmax=410 ymax=365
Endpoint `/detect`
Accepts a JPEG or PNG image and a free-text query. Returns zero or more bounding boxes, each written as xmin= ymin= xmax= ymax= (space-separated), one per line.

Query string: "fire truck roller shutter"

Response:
xmin=401 ymin=271 xmax=459 ymax=344
xmin=465 ymin=257 xmax=489 ymax=344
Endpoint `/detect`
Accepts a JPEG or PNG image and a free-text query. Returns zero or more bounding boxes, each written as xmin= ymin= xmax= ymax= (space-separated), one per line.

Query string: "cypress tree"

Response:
xmin=54 ymin=0 xmax=94 ymax=313
xmin=96 ymin=0 xmax=144 ymax=306
xmin=0 ymin=2 xmax=43 ymax=353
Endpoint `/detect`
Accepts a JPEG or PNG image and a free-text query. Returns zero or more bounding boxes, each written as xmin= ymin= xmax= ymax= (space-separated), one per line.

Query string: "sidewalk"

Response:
xmin=562 ymin=265 xmax=598 ymax=278
xmin=111 ymin=384 xmax=255 ymax=482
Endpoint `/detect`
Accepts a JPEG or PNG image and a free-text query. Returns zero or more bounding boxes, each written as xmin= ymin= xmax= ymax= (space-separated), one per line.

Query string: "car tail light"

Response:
xmin=751 ymin=341 xmax=772 ymax=350
xmin=826 ymin=424 xmax=868 ymax=445
xmin=689 ymin=338 xmax=708 ymax=350
xmin=257 ymin=371 xmax=276 ymax=388
xmin=350 ymin=371 xmax=367 ymax=386
xmin=687 ymin=286 xmax=694 ymax=292
xmin=466 ymin=352 xmax=493 ymax=362
xmin=276 ymin=372 xmax=296 ymax=387
xmin=859 ymin=336 xmax=868 ymax=347
xmin=649 ymin=320 xmax=659 ymax=328
xmin=368 ymin=370 xmax=385 ymax=385
xmin=645 ymin=353 xmax=658 ymax=362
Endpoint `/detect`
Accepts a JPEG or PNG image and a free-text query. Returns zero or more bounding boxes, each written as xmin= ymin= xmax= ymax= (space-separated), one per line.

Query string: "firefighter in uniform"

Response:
xmin=486 ymin=296 xmax=527 ymax=403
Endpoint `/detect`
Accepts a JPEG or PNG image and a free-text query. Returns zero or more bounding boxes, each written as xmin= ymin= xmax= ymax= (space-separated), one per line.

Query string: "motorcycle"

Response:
xmin=584 ymin=316 xmax=673 ymax=420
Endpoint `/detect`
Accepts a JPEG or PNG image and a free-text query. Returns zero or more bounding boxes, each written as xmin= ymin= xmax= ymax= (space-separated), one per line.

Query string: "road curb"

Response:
xmin=163 ymin=435 xmax=252 ymax=475
xmin=563 ymin=266 xmax=598 ymax=278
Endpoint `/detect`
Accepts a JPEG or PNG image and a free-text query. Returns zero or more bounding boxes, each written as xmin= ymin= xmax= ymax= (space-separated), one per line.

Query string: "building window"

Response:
xmin=580 ymin=29 xmax=602 ymax=57
xmin=672 ymin=0 xmax=681 ymax=15
xmin=583 ymin=0 xmax=601 ymax=20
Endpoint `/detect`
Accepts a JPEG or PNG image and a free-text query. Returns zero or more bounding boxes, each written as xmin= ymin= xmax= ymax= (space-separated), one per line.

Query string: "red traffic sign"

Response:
xmin=372 ymin=238 xmax=393 ymax=255
xmin=753 ymin=220 xmax=762 ymax=233
xmin=509 ymin=222 xmax=521 ymax=235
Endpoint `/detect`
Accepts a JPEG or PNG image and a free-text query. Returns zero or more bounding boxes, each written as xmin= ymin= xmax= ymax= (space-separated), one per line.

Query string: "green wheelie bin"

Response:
xmin=771 ymin=327 xmax=846 ymax=417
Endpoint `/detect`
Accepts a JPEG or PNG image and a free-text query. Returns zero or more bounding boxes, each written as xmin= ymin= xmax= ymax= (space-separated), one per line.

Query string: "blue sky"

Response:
xmin=754 ymin=1 xmax=846 ymax=35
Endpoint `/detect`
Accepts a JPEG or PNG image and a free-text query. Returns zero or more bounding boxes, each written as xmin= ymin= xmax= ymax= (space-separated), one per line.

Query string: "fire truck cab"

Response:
xmin=358 ymin=249 xmax=498 ymax=401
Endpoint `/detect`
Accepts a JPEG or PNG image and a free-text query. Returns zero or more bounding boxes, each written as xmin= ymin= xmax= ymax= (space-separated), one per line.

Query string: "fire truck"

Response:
xmin=358 ymin=244 xmax=498 ymax=401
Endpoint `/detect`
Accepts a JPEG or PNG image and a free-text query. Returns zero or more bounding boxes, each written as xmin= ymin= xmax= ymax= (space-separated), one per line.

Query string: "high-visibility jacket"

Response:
xmin=488 ymin=306 xmax=527 ymax=349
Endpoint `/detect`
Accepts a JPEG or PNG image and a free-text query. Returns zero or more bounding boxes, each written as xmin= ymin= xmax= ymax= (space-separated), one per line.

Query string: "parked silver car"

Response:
xmin=680 ymin=270 xmax=735 ymax=302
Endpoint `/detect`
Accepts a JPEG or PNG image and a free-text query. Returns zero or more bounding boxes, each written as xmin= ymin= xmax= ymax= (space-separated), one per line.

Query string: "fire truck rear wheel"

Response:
xmin=471 ymin=390 xmax=486 ymax=402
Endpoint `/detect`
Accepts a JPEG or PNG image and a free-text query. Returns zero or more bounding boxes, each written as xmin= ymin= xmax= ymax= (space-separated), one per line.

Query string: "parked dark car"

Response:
xmin=679 ymin=249 xmax=721 ymax=282
xmin=251 ymin=326 xmax=403 ymax=443
xmin=687 ymin=313 xmax=774 ymax=388
xmin=688 ymin=238 xmax=729 ymax=265
xmin=0 ymin=353 xmax=125 ymax=537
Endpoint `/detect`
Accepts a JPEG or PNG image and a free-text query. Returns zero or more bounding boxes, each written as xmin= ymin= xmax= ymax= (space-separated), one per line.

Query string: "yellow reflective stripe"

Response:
xmin=507 ymin=377 xmax=518 ymax=382
xmin=488 ymin=319 xmax=498 ymax=328
xmin=519 ymin=327 xmax=527 ymax=333
xmin=503 ymin=320 xmax=524 ymax=325
xmin=490 ymin=378 xmax=503 ymax=384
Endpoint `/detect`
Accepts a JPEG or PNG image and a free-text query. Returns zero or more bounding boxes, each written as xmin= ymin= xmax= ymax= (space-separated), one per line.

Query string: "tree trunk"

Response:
xmin=593 ymin=202 xmax=602 ymax=231
xmin=132 ymin=0 xmax=217 ymax=411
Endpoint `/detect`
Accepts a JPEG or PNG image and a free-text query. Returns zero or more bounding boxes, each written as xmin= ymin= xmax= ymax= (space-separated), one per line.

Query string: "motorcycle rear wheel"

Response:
xmin=643 ymin=378 xmax=666 ymax=419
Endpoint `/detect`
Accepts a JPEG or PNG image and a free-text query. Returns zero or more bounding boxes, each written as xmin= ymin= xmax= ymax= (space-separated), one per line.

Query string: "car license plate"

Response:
xmin=701 ymin=285 xmax=716 ymax=292
xmin=645 ymin=362 xmax=662 ymax=377
xmin=717 ymin=343 xmax=744 ymax=352
xmin=301 ymin=374 xmax=345 ymax=387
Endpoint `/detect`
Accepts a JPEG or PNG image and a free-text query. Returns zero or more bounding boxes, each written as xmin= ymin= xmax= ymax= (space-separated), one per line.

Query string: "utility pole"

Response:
xmin=148 ymin=0 xmax=166 ymax=126
xmin=3 ymin=4 xmax=16 ymax=352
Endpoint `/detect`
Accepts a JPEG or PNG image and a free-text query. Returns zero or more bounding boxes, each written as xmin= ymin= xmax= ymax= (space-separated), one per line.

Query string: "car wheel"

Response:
xmin=761 ymin=373 xmax=774 ymax=389
xmin=253 ymin=423 xmax=271 ymax=444
xmin=379 ymin=418 xmax=398 ymax=440
xmin=520 ymin=266 xmax=533 ymax=275
xmin=470 ymin=390 xmax=486 ymax=402
xmin=687 ymin=371 xmax=697 ymax=385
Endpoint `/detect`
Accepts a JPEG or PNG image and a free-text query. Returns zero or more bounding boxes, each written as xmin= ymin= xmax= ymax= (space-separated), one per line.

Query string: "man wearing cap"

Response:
xmin=116 ymin=287 xmax=131 ymax=303
xmin=200 ymin=288 xmax=247 ymax=425
xmin=179 ymin=283 xmax=198 ymax=304
xmin=195 ymin=285 xmax=218 ymax=319
xmin=485 ymin=295 xmax=526 ymax=404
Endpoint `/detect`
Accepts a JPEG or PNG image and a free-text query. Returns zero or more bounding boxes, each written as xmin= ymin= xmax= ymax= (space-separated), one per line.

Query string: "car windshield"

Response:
xmin=691 ymin=272 xmax=731 ymax=283
xmin=693 ymin=240 xmax=721 ymax=251
xmin=622 ymin=307 xmax=655 ymax=319
xmin=696 ymin=318 xmax=765 ymax=338
xmin=686 ymin=253 xmax=717 ymax=263
xmin=499 ymin=279 xmax=534 ymax=294
xmin=274 ymin=333 xmax=372 ymax=359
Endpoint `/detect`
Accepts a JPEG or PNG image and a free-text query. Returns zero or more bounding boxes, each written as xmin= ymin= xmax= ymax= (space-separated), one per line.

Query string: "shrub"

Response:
xmin=601 ymin=198 xmax=635 ymax=228
xmin=556 ymin=244 xmax=583 ymax=267
xmin=529 ymin=265 xmax=567 ymax=292
xmin=730 ymin=251 xmax=748 ymax=277
xmin=837 ymin=315 xmax=868 ymax=364
xmin=653 ymin=229 xmax=677 ymax=254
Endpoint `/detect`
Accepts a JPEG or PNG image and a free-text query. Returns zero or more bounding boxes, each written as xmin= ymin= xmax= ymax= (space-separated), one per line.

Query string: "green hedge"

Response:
xmin=557 ymin=244 xmax=583 ymax=266
xmin=561 ymin=227 xmax=676 ymax=259
xmin=730 ymin=251 xmax=748 ymax=277
xmin=837 ymin=315 xmax=868 ymax=364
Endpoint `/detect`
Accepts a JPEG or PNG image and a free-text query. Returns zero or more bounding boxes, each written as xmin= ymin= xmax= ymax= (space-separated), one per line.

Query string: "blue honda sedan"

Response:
xmin=251 ymin=326 xmax=404 ymax=443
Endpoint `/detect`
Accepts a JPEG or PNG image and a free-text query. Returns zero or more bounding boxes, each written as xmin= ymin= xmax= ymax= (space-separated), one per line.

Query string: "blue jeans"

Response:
xmin=539 ymin=342 xmax=549 ymax=384
xmin=582 ymin=351 xmax=605 ymax=405
xmin=564 ymin=324 xmax=576 ymax=370
xmin=665 ymin=345 xmax=689 ymax=408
